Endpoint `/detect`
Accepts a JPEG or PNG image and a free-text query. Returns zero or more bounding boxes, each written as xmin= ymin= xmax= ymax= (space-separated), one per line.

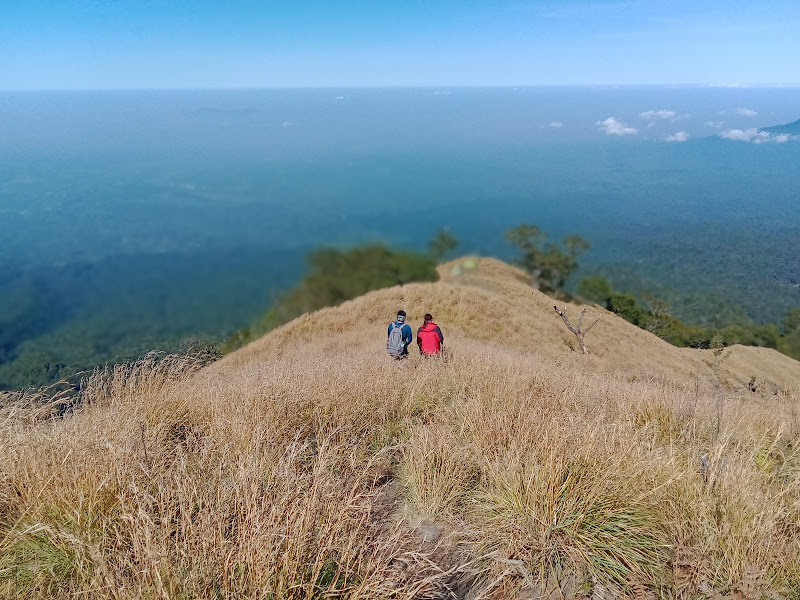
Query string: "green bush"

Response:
xmin=608 ymin=293 xmax=648 ymax=327
xmin=778 ymin=330 xmax=800 ymax=360
xmin=720 ymin=323 xmax=781 ymax=349
xmin=784 ymin=308 xmax=800 ymax=335
xmin=577 ymin=276 xmax=613 ymax=306
xmin=428 ymin=228 xmax=459 ymax=262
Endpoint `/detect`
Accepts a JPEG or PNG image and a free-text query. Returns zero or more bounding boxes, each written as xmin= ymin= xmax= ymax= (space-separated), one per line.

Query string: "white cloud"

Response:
xmin=771 ymin=133 xmax=800 ymax=143
xmin=549 ymin=121 xmax=564 ymax=128
xmin=705 ymin=121 xmax=724 ymax=128
xmin=597 ymin=116 xmax=638 ymax=136
xmin=282 ymin=121 xmax=295 ymax=127
xmin=735 ymin=107 xmax=758 ymax=117
xmin=640 ymin=109 xmax=676 ymax=120
xmin=665 ymin=131 xmax=689 ymax=142
xmin=708 ymin=83 xmax=750 ymax=88
xmin=719 ymin=128 xmax=771 ymax=143
xmin=729 ymin=131 xmax=800 ymax=144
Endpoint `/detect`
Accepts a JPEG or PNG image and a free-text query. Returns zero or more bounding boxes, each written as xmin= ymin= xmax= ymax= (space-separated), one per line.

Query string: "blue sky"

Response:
xmin=2 ymin=0 xmax=800 ymax=89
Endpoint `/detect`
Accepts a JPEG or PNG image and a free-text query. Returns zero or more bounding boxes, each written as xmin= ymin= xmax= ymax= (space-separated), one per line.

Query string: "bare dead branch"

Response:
xmin=555 ymin=306 xmax=577 ymax=333
xmin=554 ymin=305 xmax=599 ymax=355
xmin=584 ymin=316 xmax=601 ymax=333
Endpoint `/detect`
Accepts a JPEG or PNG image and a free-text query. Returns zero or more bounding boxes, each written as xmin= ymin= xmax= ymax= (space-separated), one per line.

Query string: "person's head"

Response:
xmin=396 ymin=310 xmax=406 ymax=323
xmin=424 ymin=313 xmax=433 ymax=323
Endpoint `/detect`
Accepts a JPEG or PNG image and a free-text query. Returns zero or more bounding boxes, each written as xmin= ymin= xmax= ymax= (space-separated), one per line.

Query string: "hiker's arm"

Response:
xmin=434 ymin=326 xmax=443 ymax=343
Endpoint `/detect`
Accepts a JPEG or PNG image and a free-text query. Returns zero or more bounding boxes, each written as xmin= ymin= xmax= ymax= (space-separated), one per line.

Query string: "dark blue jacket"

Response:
xmin=387 ymin=321 xmax=413 ymax=354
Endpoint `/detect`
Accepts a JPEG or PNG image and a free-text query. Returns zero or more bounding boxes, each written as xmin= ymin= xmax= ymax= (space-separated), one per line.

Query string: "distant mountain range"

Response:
xmin=701 ymin=116 xmax=800 ymax=143
xmin=763 ymin=118 xmax=800 ymax=134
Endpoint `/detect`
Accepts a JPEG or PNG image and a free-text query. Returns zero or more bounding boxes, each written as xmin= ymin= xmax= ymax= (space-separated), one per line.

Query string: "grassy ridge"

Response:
xmin=222 ymin=244 xmax=438 ymax=353
xmin=2 ymin=259 xmax=800 ymax=598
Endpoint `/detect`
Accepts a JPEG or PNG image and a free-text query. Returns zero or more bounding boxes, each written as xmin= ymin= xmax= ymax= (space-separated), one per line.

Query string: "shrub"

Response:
xmin=577 ymin=276 xmax=613 ymax=306
xmin=506 ymin=225 xmax=590 ymax=293
xmin=608 ymin=293 xmax=648 ymax=327
xmin=428 ymin=228 xmax=459 ymax=262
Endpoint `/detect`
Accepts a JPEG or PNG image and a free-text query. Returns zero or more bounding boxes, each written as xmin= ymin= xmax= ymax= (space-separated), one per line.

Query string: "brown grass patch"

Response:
xmin=2 ymin=258 xmax=800 ymax=598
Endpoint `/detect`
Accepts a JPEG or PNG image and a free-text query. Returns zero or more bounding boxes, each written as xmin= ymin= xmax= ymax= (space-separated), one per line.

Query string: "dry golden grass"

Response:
xmin=2 ymin=258 xmax=800 ymax=599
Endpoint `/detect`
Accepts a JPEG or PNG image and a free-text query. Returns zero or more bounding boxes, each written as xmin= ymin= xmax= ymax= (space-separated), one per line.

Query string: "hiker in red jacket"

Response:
xmin=417 ymin=313 xmax=444 ymax=356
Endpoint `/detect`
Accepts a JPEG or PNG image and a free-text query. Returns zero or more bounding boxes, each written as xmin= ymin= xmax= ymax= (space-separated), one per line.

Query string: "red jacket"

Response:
xmin=417 ymin=322 xmax=444 ymax=355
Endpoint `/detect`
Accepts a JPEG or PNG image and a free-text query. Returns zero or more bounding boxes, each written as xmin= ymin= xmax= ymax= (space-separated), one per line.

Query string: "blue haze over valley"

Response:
xmin=2 ymin=86 xmax=799 ymax=388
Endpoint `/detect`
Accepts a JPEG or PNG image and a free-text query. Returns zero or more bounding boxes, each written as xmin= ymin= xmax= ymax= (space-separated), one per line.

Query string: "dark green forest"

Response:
xmin=0 ymin=249 xmax=302 ymax=391
xmin=582 ymin=224 xmax=800 ymax=331
xmin=504 ymin=224 xmax=800 ymax=359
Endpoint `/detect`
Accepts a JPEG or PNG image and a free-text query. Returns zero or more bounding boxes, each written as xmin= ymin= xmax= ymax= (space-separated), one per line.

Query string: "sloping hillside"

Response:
xmin=226 ymin=257 xmax=800 ymax=394
xmin=2 ymin=258 xmax=800 ymax=599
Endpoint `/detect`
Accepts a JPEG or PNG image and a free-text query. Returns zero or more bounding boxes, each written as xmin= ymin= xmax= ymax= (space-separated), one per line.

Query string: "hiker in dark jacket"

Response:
xmin=417 ymin=313 xmax=444 ymax=356
xmin=387 ymin=310 xmax=413 ymax=359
